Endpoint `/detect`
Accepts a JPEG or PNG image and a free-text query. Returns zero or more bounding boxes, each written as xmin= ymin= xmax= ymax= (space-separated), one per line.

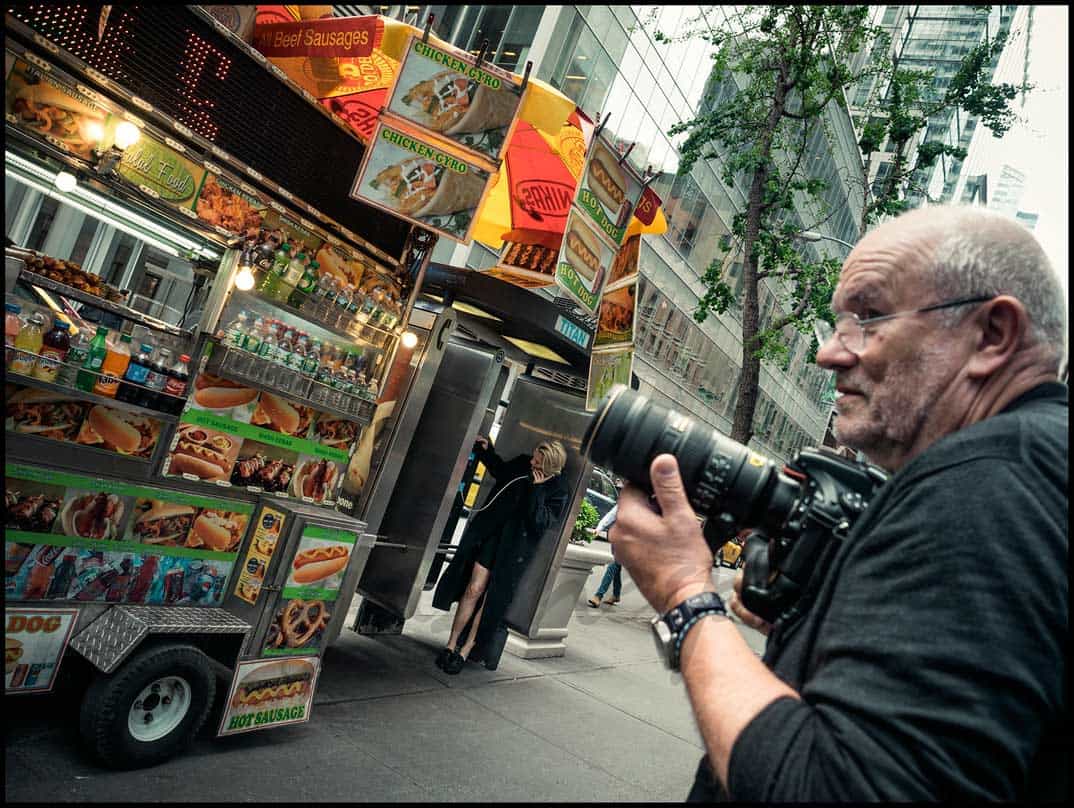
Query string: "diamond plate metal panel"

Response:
xmin=70 ymin=606 xmax=251 ymax=674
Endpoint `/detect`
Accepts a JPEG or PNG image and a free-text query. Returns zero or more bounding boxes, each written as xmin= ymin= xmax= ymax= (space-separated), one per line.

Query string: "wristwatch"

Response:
xmin=651 ymin=590 xmax=727 ymax=671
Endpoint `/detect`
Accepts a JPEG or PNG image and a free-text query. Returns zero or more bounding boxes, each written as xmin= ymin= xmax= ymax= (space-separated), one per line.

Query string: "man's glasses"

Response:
xmin=814 ymin=295 xmax=995 ymax=356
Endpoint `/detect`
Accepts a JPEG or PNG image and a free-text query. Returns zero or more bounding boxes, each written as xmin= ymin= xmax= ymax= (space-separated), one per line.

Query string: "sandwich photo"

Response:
xmin=608 ymin=234 xmax=640 ymax=286
xmin=229 ymin=658 xmax=315 ymax=710
xmin=5 ymin=484 xmax=64 ymax=533
xmin=130 ymin=500 xmax=195 ymax=546
xmin=369 ymin=154 xmax=487 ymax=221
xmin=59 ymin=491 xmax=125 ymax=540
xmin=6 ymin=388 xmax=89 ymax=442
xmin=168 ymin=425 xmax=237 ymax=481
xmin=10 ymin=79 xmax=106 ymax=159
xmin=291 ymin=458 xmax=340 ymax=503
xmin=77 ymin=405 xmax=160 ymax=457
xmin=192 ymin=373 xmax=258 ymax=411
xmin=187 ymin=509 xmax=248 ymax=552
xmin=312 ymin=417 xmax=359 ymax=450
xmin=563 ymin=215 xmax=606 ymax=287
xmin=313 ymin=244 xmax=364 ymax=290
xmin=290 ymin=545 xmax=350 ymax=585
xmin=596 ymin=284 xmax=636 ymax=347
xmin=396 ymin=68 xmax=518 ymax=138
xmin=251 ymin=393 xmax=313 ymax=438
xmin=6 ymin=638 xmax=23 ymax=674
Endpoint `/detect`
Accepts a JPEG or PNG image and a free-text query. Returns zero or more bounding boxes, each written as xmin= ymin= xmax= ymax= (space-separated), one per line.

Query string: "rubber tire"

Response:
xmin=79 ymin=642 xmax=216 ymax=770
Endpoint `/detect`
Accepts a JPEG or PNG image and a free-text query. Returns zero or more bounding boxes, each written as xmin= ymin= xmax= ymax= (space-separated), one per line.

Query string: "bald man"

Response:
xmin=610 ymin=207 xmax=1068 ymax=801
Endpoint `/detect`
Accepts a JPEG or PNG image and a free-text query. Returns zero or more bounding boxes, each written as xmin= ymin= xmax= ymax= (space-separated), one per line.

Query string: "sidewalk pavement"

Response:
xmin=5 ymin=558 xmax=765 ymax=803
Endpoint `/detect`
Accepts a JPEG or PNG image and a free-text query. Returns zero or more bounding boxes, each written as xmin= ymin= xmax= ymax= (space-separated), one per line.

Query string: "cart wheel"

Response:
xmin=79 ymin=642 xmax=216 ymax=769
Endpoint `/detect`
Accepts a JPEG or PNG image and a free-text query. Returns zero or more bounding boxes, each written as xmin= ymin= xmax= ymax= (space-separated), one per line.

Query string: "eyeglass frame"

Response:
xmin=814 ymin=295 xmax=996 ymax=356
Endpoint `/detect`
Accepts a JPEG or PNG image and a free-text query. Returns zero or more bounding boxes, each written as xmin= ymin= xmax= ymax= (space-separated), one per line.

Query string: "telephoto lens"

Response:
xmin=581 ymin=385 xmax=802 ymax=542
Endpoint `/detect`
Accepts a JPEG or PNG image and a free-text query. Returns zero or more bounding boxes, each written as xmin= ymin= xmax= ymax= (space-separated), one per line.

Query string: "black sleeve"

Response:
xmin=727 ymin=457 xmax=1068 ymax=800
xmin=522 ymin=479 xmax=568 ymax=542
xmin=473 ymin=441 xmax=509 ymax=480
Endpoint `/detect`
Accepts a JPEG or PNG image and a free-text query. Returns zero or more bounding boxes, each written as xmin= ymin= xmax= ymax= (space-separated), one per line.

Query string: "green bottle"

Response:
xmin=76 ymin=326 xmax=110 ymax=392
xmin=257 ymin=242 xmax=291 ymax=298
xmin=288 ymin=259 xmax=319 ymax=309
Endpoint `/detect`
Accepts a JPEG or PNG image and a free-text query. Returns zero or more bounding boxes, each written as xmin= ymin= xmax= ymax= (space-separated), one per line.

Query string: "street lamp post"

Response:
xmin=799 ymin=230 xmax=856 ymax=251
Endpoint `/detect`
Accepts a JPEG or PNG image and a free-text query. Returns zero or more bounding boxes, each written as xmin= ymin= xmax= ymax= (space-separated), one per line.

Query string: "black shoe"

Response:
xmin=434 ymin=647 xmax=453 ymax=670
xmin=442 ymin=650 xmax=466 ymax=675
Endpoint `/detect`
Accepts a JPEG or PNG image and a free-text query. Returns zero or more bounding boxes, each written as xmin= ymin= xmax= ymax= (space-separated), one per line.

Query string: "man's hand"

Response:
xmin=730 ymin=567 xmax=772 ymax=636
xmin=531 ymin=468 xmax=550 ymax=484
xmin=609 ymin=454 xmax=715 ymax=614
xmin=474 ymin=435 xmax=490 ymax=451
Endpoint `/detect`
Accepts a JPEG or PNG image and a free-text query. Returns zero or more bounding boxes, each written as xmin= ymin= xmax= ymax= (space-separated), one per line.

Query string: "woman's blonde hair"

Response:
xmin=535 ymin=440 xmax=567 ymax=476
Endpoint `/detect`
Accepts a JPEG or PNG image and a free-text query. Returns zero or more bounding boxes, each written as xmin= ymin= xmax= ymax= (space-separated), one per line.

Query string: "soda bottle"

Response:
xmin=223 ymin=310 xmax=248 ymax=349
xmin=93 ymin=333 xmax=133 ymax=397
xmin=242 ymin=316 xmax=264 ymax=354
xmin=141 ymin=346 xmax=171 ymax=409
xmin=5 ymin=302 xmax=22 ymax=367
xmin=116 ymin=342 xmax=154 ymax=404
xmin=45 ymin=553 xmax=78 ymax=599
xmin=32 ymin=318 xmax=71 ymax=383
xmin=277 ymin=250 xmax=307 ymax=304
xmin=23 ymin=545 xmax=64 ymax=599
xmin=105 ymin=557 xmax=134 ymax=602
xmin=8 ymin=312 xmax=45 ymax=376
xmin=162 ymin=353 xmax=191 ymax=414
xmin=127 ymin=555 xmax=159 ymax=604
xmin=289 ymin=259 xmax=319 ymax=310
xmin=76 ymin=326 xmax=110 ymax=391
xmin=56 ymin=327 xmax=90 ymax=387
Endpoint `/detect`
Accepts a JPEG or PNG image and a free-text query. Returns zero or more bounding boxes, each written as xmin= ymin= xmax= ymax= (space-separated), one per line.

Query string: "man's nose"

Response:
xmin=816 ymin=333 xmax=855 ymax=370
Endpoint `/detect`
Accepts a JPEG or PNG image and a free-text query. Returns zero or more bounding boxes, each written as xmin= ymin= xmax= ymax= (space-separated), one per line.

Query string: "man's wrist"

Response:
xmin=661 ymin=582 xmax=716 ymax=615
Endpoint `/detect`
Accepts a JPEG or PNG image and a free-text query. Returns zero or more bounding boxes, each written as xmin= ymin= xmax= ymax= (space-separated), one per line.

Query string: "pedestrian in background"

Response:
xmin=433 ymin=436 xmax=569 ymax=674
xmin=587 ymin=497 xmax=623 ymax=607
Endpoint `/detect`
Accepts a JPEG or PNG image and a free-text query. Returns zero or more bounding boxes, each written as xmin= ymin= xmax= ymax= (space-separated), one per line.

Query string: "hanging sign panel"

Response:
xmin=586 ymin=346 xmax=635 ymax=413
xmin=385 ymin=35 xmax=524 ymax=163
xmin=350 ymin=119 xmax=494 ymax=243
xmin=575 ymin=136 xmax=645 ymax=248
xmin=554 ymin=208 xmax=614 ymax=315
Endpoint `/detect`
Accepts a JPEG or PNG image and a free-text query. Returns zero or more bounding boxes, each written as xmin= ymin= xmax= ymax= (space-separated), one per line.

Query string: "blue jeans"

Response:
xmin=595 ymin=561 xmax=622 ymax=599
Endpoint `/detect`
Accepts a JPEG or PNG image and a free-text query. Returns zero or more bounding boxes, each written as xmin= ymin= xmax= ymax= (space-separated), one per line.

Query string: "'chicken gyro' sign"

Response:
xmin=350 ymin=35 xmax=526 ymax=243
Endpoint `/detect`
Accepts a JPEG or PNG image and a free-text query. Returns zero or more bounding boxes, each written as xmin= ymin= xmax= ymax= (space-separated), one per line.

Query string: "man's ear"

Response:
xmin=965 ymin=296 xmax=1026 ymax=379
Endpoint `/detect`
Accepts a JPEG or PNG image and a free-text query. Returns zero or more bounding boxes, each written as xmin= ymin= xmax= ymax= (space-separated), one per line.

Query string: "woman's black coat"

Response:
xmin=432 ymin=441 xmax=569 ymax=669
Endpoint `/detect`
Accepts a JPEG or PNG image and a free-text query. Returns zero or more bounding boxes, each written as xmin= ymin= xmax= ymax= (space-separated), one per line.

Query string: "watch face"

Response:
xmin=650 ymin=615 xmax=673 ymax=666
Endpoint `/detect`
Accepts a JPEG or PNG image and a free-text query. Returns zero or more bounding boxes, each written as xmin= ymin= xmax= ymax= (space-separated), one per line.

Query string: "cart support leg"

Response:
xmin=353 ymin=599 xmax=405 ymax=636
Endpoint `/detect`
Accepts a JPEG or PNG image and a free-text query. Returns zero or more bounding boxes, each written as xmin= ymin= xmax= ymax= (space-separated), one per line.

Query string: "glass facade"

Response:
xmin=394 ymin=5 xmax=854 ymax=460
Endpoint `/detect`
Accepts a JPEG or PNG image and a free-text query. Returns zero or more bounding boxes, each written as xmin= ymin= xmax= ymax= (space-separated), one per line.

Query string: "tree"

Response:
xmin=648 ymin=6 xmax=881 ymax=446
xmin=857 ymin=8 xmax=1030 ymax=228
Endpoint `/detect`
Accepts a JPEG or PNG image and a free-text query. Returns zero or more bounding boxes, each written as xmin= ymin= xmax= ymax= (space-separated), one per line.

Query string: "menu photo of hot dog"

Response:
xmin=286 ymin=542 xmax=351 ymax=591
xmin=229 ymin=440 xmax=298 ymax=494
xmin=166 ymin=424 xmax=242 ymax=483
xmin=250 ymin=393 xmax=314 ymax=439
xmin=76 ymin=405 xmax=161 ymax=459
xmin=290 ymin=455 xmax=343 ymax=504
xmin=53 ymin=487 xmax=128 ymax=541
xmin=555 ymin=208 xmax=613 ymax=314
xmin=190 ymin=372 xmax=259 ymax=424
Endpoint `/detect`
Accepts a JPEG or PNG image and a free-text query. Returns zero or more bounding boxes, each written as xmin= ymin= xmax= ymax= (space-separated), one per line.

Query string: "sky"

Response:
xmin=981 ymin=5 xmax=1068 ymax=295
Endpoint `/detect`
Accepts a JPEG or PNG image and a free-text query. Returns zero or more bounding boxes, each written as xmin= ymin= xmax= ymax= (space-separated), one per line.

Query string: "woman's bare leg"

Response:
xmin=458 ymin=595 xmax=488 ymax=659
xmin=446 ymin=562 xmax=490 ymax=650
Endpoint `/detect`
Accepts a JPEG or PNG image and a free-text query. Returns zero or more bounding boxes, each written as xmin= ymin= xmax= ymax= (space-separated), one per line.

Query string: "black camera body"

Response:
xmin=582 ymin=386 xmax=888 ymax=625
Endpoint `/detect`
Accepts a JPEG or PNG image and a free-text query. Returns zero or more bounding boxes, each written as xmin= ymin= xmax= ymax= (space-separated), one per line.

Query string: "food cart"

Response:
xmin=4 ymin=5 xmax=660 ymax=769
xmin=2 ymin=5 xmax=462 ymax=768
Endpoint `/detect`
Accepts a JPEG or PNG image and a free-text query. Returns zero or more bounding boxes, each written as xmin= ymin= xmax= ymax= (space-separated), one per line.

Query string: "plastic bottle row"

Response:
xmin=217 ymin=310 xmax=380 ymax=401
xmin=6 ymin=300 xmax=190 ymax=415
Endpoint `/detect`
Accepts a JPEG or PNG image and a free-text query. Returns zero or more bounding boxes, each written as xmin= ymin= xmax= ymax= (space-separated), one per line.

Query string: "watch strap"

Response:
xmin=664 ymin=591 xmax=726 ymax=670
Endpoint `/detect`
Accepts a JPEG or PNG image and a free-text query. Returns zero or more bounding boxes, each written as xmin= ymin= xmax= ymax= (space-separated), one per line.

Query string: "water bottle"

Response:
xmin=333 ymin=283 xmax=351 ymax=328
xmin=223 ymin=311 xmax=248 ymax=349
xmin=319 ymin=276 xmax=338 ymax=322
xmin=302 ymin=339 xmax=321 ymax=377
xmin=277 ymin=328 xmax=294 ymax=368
xmin=258 ymin=324 xmax=277 ymax=364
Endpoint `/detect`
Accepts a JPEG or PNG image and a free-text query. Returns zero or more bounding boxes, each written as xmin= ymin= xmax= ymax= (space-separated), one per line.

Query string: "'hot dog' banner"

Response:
xmin=350 ymin=118 xmax=494 ymax=243
xmin=554 ymin=208 xmax=614 ymax=315
xmin=576 ymin=137 xmax=645 ymax=248
xmin=5 ymin=607 xmax=79 ymax=694
xmin=385 ymin=35 xmax=525 ymax=164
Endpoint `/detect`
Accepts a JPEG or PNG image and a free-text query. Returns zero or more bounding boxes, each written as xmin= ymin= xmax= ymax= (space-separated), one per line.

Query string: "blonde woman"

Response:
xmin=433 ymin=437 xmax=569 ymax=674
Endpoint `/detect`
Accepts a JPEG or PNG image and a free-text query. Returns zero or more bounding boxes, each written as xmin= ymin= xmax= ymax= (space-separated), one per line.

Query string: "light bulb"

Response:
xmin=401 ymin=331 xmax=418 ymax=349
xmin=54 ymin=171 xmax=77 ymax=192
xmin=84 ymin=119 xmax=105 ymax=145
xmin=234 ymin=266 xmax=255 ymax=290
xmin=114 ymin=120 xmax=141 ymax=150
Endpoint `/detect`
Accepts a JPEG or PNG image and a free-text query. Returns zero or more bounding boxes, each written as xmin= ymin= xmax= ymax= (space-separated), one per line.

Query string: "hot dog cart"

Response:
xmin=2 ymin=5 xmax=459 ymax=769
xmin=4 ymin=4 xmax=626 ymax=770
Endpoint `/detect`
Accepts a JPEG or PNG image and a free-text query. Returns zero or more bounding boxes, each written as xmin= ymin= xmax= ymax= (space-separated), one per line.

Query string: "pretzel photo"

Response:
xmin=280 ymin=599 xmax=329 ymax=648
